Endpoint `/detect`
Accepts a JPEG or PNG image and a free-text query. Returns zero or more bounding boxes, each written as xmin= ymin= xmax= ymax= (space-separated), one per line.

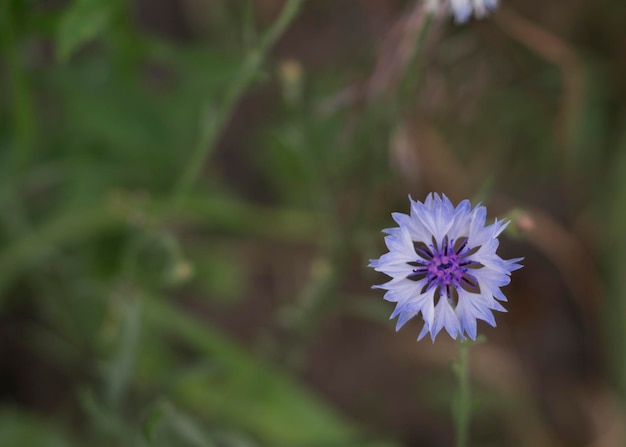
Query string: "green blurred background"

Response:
xmin=1 ymin=0 xmax=625 ymax=445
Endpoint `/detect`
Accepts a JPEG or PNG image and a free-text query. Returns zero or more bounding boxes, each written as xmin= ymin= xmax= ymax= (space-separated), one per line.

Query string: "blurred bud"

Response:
xmin=278 ymin=59 xmax=303 ymax=107
xmin=125 ymin=231 xmax=190 ymax=288
xmin=515 ymin=212 xmax=536 ymax=233
xmin=168 ymin=259 xmax=194 ymax=285
xmin=505 ymin=209 xmax=535 ymax=238
xmin=106 ymin=188 xmax=154 ymax=228
xmin=389 ymin=121 xmax=420 ymax=184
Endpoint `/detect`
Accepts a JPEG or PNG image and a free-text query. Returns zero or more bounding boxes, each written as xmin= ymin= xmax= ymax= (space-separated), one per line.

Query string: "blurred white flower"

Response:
xmin=427 ymin=0 xmax=499 ymax=23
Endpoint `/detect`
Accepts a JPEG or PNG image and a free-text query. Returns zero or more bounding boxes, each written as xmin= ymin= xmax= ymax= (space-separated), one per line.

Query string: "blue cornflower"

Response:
xmin=369 ymin=194 xmax=522 ymax=341
xmin=427 ymin=0 xmax=499 ymax=23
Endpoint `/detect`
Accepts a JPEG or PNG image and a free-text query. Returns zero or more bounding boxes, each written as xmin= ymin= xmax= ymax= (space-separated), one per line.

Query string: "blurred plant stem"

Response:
xmin=0 ymin=0 xmax=35 ymax=170
xmin=607 ymin=130 xmax=626 ymax=400
xmin=269 ymin=235 xmax=345 ymax=368
xmin=171 ymin=0 xmax=305 ymax=205
xmin=0 ymin=194 xmax=320 ymax=302
xmin=264 ymin=185 xmax=382 ymax=368
xmin=454 ymin=340 xmax=472 ymax=447
xmin=395 ymin=14 xmax=433 ymax=111
xmin=494 ymin=7 xmax=588 ymax=169
xmin=104 ymin=290 xmax=141 ymax=410
xmin=258 ymin=5 xmax=437 ymax=369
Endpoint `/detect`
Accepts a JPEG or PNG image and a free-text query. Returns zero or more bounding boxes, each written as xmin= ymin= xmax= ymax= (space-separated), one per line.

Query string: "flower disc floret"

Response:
xmin=369 ymin=193 xmax=522 ymax=341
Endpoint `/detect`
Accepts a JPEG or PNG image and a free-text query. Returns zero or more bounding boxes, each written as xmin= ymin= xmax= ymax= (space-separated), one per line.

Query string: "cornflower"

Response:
xmin=369 ymin=194 xmax=522 ymax=341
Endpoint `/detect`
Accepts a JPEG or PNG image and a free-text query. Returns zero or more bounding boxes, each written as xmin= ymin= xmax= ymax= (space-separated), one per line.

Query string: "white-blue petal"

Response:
xmin=431 ymin=295 xmax=460 ymax=340
xmin=455 ymin=294 xmax=478 ymax=340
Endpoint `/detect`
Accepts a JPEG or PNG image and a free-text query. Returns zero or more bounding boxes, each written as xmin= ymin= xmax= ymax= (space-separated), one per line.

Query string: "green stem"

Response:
xmin=455 ymin=340 xmax=471 ymax=447
xmin=172 ymin=0 xmax=305 ymax=203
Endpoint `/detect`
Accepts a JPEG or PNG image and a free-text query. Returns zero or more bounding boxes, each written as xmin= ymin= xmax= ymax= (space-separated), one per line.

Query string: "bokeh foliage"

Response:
xmin=1 ymin=0 xmax=626 ymax=446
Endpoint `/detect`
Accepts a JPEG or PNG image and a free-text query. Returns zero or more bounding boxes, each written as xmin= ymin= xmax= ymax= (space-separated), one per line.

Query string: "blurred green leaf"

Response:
xmin=142 ymin=402 xmax=165 ymax=444
xmin=56 ymin=0 xmax=114 ymax=62
xmin=143 ymin=401 xmax=216 ymax=447
xmin=144 ymin=297 xmax=368 ymax=447
xmin=0 ymin=409 xmax=74 ymax=447
xmin=79 ymin=389 xmax=134 ymax=446
xmin=45 ymin=48 xmax=239 ymax=196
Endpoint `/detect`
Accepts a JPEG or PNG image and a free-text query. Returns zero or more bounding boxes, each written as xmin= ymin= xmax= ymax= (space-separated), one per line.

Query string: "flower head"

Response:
xmin=426 ymin=0 xmax=499 ymax=23
xmin=369 ymin=194 xmax=522 ymax=341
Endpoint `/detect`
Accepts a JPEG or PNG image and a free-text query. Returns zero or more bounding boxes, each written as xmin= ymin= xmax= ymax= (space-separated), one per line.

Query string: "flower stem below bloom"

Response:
xmin=454 ymin=340 xmax=471 ymax=447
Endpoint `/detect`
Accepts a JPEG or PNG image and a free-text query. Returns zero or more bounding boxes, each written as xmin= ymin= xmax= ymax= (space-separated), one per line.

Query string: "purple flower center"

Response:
xmin=408 ymin=237 xmax=481 ymax=296
xmin=428 ymin=252 xmax=465 ymax=286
